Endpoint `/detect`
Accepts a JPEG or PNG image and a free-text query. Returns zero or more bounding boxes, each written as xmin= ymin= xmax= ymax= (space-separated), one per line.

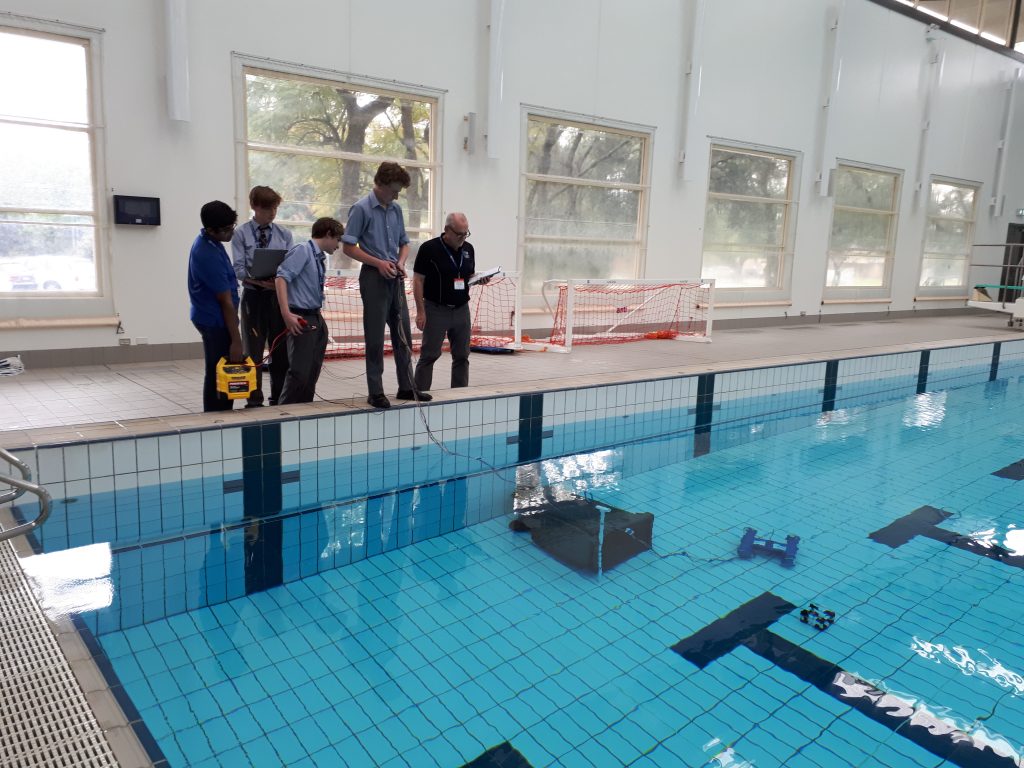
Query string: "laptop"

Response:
xmin=249 ymin=248 xmax=287 ymax=279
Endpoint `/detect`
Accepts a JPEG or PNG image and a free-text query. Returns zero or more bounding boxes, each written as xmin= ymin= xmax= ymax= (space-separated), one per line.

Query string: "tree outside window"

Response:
xmin=0 ymin=29 xmax=98 ymax=294
xmin=701 ymin=146 xmax=795 ymax=290
xmin=825 ymin=165 xmax=900 ymax=290
xmin=244 ymin=69 xmax=435 ymax=269
xmin=920 ymin=180 xmax=977 ymax=288
xmin=521 ymin=115 xmax=649 ymax=294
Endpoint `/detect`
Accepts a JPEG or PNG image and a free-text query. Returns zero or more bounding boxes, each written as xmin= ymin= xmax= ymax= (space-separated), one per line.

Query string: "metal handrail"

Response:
xmin=0 ymin=448 xmax=30 ymax=506
xmin=0 ymin=448 xmax=51 ymax=543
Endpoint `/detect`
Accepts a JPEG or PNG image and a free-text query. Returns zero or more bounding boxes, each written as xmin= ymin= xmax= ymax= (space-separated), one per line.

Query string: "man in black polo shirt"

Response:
xmin=412 ymin=212 xmax=488 ymax=392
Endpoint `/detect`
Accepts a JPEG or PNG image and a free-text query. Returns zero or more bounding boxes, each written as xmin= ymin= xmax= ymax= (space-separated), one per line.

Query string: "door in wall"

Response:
xmin=998 ymin=223 xmax=1024 ymax=302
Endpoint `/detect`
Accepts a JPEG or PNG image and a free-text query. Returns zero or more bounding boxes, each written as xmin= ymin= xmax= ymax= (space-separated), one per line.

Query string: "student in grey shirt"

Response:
xmin=274 ymin=217 xmax=342 ymax=405
xmin=230 ymin=185 xmax=294 ymax=407
xmin=342 ymin=161 xmax=428 ymax=409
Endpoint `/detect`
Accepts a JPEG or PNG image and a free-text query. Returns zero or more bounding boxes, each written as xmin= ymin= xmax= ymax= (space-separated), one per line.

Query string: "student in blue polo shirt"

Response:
xmin=342 ymin=161 xmax=429 ymax=409
xmin=275 ymin=217 xmax=344 ymax=404
xmin=188 ymin=200 xmax=243 ymax=412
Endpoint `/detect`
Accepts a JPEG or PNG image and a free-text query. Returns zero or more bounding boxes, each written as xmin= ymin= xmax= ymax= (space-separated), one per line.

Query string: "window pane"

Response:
xmin=522 ymin=242 xmax=637 ymax=294
xmin=0 ymin=220 xmax=96 ymax=292
xmin=918 ymin=0 xmax=951 ymax=19
xmin=0 ymin=31 xmax=89 ymax=124
xmin=920 ymin=255 xmax=968 ymax=286
xmin=704 ymin=199 xmax=786 ymax=246
xmin=248 ymin=150 xmax=431 ymax=232
xmin=526 ymin=119 xmax=643 ymax=183
xmin=701 ymin=248 xmax=783 ymax=289
xmin=950 ymin=0 xmax=982 ymax=28
xmin=980 ymin=0 xmax=1012 ymax=41
xmin=246 ymin=73 xmax=431 ymax=163
xmin=0 ymin=124 xmax=93 ymax=209
xmin=826 ymin=253 xmax=887 ymax=287
xmin=831 ymin=209 xmax=893 ymax=252
xmin=924 ymin=218 xmax=970 ymax=253
xmin=525 ymin=181 xmax=639 ymax=239
xmin=708 ymin=148 xmax=790 ymax=199
xmin=833 ymin=168 xmax=896 ymax=211
xmin=928 ymin=182 xmax=976 ymax=217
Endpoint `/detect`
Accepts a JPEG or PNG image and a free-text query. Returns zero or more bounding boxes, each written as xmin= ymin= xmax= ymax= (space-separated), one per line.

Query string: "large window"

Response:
xmin=701 ymin=145 xmax=797 ymax=291
xmin=520 ymin=114 xmax=650 ymax=294
xmin=919 ymin=179 xmax=978 ymax=288
xmin=825 ymin=164 xmax=901 ymax=291
xmin=0 ymin=28 xmax=99 ymax=294
xmin=242 ymin=67 xmax=437 ymax=268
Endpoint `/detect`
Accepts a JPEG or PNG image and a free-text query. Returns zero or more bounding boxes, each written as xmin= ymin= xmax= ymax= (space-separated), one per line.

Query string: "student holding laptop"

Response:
xmin=231 ymin=186 xmax=294 ymax=407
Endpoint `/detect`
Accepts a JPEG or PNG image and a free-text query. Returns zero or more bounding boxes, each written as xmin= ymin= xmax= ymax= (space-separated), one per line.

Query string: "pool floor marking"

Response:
xmin=993 ymin=460 xmax=1024 ymax=480
xmin=869 ymin=506 xmax=1024 ymax=569
xmin=672 ymin=592 xmax=1020 ymax=768
xmin=694 ymin=373 xmax=715 ymax=458
xmin=822 ymin=360 xmax=839 ymax=412
xmin=917 ymin=350 xmax=931 ymax=395
xmin=461 ymin=741 xmax=533 ymax=767
xmin=518 ymin=394 xmax=544 ymax=462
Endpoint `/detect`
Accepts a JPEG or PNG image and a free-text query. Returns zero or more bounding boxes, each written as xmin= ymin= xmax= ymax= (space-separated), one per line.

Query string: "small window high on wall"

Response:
xmin=919 ymin=178 xmax=978 ymax=290
xmin=824 ymin=164 xmax=901 ymax=297
xmin=520 ymin=113 xmax=650 ymax=295
xmin=241 ymin=66 xmax=437 ymax=267
xmin=701 ymin=145 xmax=798 ymax=296
xmin=0 ymin=28 xmax=99 ymax=295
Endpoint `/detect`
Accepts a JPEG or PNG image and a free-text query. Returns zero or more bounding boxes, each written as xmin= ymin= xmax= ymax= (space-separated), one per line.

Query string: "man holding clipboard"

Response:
xmin=411 ymin=212 xmax=490 ymax=392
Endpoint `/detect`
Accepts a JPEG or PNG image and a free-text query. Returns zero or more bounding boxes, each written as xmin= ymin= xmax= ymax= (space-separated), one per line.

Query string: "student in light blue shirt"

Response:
xmin=342 ymin=161 xmax=426 ymax=409
xmin=230 ymin=185 xmax=295 ymax=407
xmin=274 ymin=217 xmax=343 ymax=404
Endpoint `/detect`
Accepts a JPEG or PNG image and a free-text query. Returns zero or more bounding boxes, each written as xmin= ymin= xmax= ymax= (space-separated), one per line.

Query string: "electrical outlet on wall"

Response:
xmin=118 ymin=338 xmax=131 ymax=346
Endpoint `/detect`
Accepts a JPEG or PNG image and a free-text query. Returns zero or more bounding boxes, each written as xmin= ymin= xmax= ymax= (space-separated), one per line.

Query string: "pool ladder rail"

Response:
xmin=0 ymin=447 xmax=52 ymax=543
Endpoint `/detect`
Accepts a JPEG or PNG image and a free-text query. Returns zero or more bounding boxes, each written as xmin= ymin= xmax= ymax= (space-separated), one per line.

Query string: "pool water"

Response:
xmin=79 ymin=377 xmax=1024 ymax=765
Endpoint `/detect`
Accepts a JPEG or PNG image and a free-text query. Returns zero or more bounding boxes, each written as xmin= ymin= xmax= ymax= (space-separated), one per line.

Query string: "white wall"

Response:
xmin=2 ymin=0 xmax=1023 ymax=352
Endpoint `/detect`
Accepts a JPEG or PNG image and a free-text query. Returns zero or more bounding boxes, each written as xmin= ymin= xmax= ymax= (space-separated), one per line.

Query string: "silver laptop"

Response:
xmin=249 ymin=248 xmax=287 ymax=279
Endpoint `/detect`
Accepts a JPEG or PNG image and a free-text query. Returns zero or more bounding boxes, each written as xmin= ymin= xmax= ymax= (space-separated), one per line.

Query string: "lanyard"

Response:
xmin=440 ymin=238 xmax=464 ymax=273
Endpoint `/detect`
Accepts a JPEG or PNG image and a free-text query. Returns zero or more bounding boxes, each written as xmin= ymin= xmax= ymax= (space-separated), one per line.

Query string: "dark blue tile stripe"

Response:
xmin=822 ymin=359 xmax=839 ymax=412
xmin=917 ymin=349 xmax=930 ymax=394
xmin=870 ymin=505 xmax=1024 ymax=568
xmin=518 ymin=394 xmax=544 ymax=462
xmin=990 ymin=341 xmax=1001 ymax=381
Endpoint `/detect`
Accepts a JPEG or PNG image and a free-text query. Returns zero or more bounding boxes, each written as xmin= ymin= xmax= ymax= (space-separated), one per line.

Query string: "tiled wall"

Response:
xmin=8 ymin=339 xmax=1024 ymax=634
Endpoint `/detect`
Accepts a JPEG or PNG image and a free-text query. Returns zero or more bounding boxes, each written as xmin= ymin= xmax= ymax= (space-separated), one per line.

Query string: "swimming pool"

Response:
xmin=12 ymin=340 xmax=1024 ymax=766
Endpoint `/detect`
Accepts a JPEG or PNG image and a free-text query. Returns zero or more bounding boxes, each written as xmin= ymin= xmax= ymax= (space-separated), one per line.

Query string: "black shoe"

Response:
xmin=244 ymin=402 xmax=265 ymax=409
xmin=368 ymin=394 xmax=391 ymax=409
xmin=396 ymin=389 xmax=432 ymax=401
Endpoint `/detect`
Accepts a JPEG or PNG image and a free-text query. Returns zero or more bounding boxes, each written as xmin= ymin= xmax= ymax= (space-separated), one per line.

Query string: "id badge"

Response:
xmin=453 ymin=278 xmax=466 ymax=291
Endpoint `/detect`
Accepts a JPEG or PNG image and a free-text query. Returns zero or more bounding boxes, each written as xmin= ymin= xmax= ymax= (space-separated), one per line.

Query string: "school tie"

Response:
xmin=257 ymin=226 xmax=269 ymax=248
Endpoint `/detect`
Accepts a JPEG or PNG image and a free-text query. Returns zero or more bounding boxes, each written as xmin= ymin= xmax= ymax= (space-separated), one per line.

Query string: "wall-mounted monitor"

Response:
xmin=113 ymin=195 xmax=160 ymax=226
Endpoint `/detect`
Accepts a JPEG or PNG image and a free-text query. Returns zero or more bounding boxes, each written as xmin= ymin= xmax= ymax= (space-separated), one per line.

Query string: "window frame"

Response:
xmin=700 ymin=139 xmax=801 ymax=303
xmin=232 ymin=54 xmax=444 ymax=248
xmin=516 ymin=106 xmax=654 ymax=299
xmin=0 ymin=19 xmax=109 ymax=312
xmin=917 ymin=175 xmax=981 ymax=296
xmin=822 ymin=161 xmax=903 ymax=302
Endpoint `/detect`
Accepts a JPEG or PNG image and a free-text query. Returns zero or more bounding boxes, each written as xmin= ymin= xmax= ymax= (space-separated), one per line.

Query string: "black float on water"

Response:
xmin=510 ymin=497 xmax=653 ymax=573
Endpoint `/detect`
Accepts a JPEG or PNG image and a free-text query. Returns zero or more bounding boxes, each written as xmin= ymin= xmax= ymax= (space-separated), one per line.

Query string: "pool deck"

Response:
xmin=0 ymin=310 xmax=1019 ymax=449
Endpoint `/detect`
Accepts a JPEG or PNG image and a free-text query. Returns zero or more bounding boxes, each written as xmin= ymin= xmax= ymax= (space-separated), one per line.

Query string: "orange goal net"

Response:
xmin=320 ymin=270 xmax=521 ymax=359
